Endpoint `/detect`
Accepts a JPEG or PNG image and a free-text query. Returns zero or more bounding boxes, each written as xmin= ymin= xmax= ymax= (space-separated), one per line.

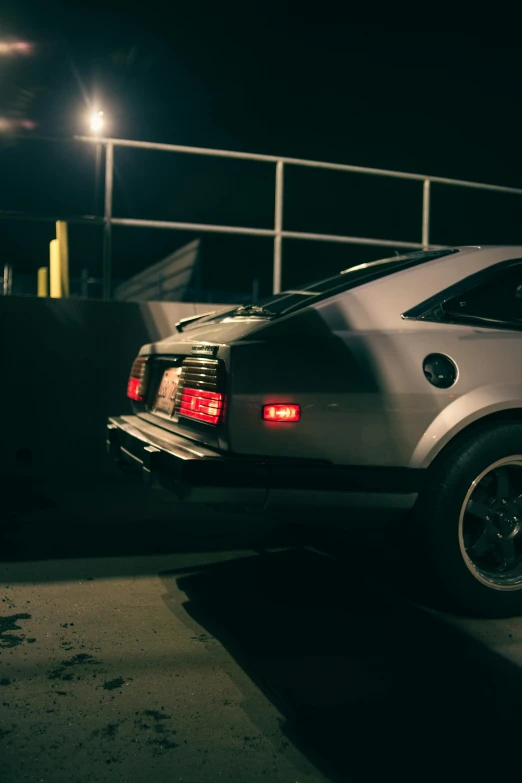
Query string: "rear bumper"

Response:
xmin=106 ymin=415 xmax=423 ymax=512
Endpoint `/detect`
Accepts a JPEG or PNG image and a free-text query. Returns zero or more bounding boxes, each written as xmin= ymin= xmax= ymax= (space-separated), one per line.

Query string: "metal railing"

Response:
xmin=4 ymin=134 xmax=522 ymax=298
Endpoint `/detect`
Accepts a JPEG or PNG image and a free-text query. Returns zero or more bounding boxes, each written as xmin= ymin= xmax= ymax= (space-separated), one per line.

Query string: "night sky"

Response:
xmin=1 ymin=5 xmax=522 ymax=298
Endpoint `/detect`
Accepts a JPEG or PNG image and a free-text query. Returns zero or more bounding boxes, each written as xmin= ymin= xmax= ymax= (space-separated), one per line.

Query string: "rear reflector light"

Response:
xmin=263 ymin=404 xmax=300 ymax=422
xmin=179 ymin=387 xmax=224 ymax=425
xmin=127 ymin=357 xmax=148 ymax=402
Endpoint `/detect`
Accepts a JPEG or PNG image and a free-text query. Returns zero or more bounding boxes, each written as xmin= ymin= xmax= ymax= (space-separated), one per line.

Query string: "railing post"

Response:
xmin=103 ymin=141 xmax=114 ymax=300
xmin=3 ymin=263 xmax=12 ymax=295
xmin=422 ymin=178 xmax=431 ymax=249
xmin=273 ymin=160 xmax=284 ymax=294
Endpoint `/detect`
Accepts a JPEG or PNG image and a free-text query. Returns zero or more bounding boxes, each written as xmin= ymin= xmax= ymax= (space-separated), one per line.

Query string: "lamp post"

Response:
xmin=88 ymin=111 xmax=113 ymax=299
xmin=90 ymin=112 xmax=104 ymax=214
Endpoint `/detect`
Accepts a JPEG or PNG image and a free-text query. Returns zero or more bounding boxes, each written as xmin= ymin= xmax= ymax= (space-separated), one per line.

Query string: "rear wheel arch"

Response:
xmin=423 ymin=408 xmax=522 ymax=475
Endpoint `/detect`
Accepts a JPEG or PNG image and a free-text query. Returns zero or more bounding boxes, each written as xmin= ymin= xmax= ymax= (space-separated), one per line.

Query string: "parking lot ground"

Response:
xmin=2 ymin=475 xmax=522 ymax=782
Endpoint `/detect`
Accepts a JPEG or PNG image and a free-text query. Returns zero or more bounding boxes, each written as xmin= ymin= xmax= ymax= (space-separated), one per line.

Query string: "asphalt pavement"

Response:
xmin=2 ymin=474 xmax=522 ymax=783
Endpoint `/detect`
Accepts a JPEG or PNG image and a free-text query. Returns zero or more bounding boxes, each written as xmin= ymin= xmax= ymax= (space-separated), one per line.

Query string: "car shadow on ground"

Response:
xmin=0 ymin=476 xmax=295 ymax=565
xmin=160 ymin=546 xmax=522 ymax=783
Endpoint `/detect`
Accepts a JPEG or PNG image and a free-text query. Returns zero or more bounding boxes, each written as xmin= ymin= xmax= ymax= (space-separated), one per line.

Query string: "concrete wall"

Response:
xmin=0 ymin=296 xmax=230 ymax=479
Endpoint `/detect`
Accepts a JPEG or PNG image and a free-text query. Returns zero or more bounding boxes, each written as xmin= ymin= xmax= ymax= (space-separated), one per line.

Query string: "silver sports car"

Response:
xmin=107 ymin=246 xmax=522 ymax=617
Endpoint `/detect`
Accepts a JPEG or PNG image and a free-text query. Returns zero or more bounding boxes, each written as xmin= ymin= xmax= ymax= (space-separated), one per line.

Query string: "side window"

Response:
xmin=443 ymin=265 xmax=522 ymax=325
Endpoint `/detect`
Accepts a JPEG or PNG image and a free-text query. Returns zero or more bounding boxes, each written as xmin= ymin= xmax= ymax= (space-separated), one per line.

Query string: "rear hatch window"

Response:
xmin=189 ymin=249 xmax=459 ymax=327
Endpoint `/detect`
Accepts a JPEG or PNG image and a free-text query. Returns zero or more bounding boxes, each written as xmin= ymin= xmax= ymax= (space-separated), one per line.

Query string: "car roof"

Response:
xmin=329 ymin=245 xmax=522 ymax=329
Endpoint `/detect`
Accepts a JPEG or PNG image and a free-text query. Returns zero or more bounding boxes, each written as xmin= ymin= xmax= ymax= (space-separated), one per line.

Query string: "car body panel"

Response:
xmin=111 ymin=246 xmax=522 ymax=508
xmin=410 ymin=382 xmax=522 ymax=468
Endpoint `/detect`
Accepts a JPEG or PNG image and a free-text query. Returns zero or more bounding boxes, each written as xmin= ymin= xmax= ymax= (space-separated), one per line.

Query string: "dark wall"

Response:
xmin=0 ymin=296 xmax=227 ymax=479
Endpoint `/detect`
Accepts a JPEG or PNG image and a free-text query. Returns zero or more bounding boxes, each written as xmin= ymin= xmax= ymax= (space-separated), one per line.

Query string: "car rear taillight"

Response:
xmin=263 ymin=404 xmax=301 ymax=422
xmin=127 ymin=357 xmax=149 ymax=402
xmin=179 ymin=388 xmax=223 ymax=425
xmin=176 ymin=357 xmax=225 ymax=426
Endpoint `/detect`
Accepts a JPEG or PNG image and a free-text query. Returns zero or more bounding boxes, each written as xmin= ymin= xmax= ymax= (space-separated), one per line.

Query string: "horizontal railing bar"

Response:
xmin=112 ymin=217 xmax=447 ymax=249
xmin=0 ymin=211 xmax=104 ymax=225
xmin=75 ymin=135 xmax=280 ymax=163
xmin=0 ymin=208 xmax=450 ymax=250
xmin=73 ymin=135 xmax=522 ymax=195
xmin=9 ymin=133 xmax=522 ymax=194
xmin=281 ymin=230 xmax=446 ymax=250
xmin=110 ymin=217 xmax=276 ymax=236
xmin=418 ymin=175 xmax=522 ymax=195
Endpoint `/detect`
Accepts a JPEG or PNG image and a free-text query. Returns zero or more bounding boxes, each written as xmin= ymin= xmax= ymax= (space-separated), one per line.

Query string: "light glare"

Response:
xmin=90 ymin=111 xmax=104 ymax=132
xmin=0 ymin=116 xmax=36 ymax=132
xmin=0 ymin=40 xmax=33 ymax=56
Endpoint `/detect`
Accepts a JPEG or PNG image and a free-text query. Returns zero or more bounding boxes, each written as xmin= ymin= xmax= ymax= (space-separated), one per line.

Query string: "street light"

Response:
xmin=90 ymin=111 xmax=104 ymax=133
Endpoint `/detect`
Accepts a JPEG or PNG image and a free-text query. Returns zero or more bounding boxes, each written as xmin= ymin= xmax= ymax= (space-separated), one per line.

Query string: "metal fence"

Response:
xmin=4 ymin=134 xmax=522 ymax=299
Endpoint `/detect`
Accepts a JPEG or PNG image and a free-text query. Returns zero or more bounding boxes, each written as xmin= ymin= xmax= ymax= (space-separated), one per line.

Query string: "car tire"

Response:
xmin=411 ymin=421 xmax=522 ymax=617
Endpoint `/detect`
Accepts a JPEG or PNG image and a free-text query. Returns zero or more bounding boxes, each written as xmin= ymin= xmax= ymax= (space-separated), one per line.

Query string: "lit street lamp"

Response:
xmin=90 ymin=111 xmax=104 ymax=133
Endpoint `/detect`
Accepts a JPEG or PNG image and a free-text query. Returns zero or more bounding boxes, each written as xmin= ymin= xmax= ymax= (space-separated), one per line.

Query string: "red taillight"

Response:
xmin=127 ymin=376 xmax=143 ymax=402
xmin=127 ymin=357 xmax=148 ymax=402
xmin=263 ymin=404 xmax=300 ymax=422
xmin=179 ymin=387 xmax=223 ymax=425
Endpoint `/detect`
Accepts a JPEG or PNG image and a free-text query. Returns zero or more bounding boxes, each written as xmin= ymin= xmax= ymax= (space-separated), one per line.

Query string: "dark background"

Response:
xmin=1 ymin=4 xmax=522 ymax=297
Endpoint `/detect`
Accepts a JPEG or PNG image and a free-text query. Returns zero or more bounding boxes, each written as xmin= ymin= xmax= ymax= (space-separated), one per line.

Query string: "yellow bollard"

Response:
xmin=56 ymin=221 xmax=69 ymax=297
xmin=37 ymin=267 xmax=49 ymax=297
xmin=50 ymin=239 xmax=62 ymax=298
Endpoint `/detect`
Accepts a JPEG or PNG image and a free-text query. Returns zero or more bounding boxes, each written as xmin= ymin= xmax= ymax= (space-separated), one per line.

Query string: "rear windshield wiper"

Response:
xmin=230 ymin=304 xmax=276 ymax=317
